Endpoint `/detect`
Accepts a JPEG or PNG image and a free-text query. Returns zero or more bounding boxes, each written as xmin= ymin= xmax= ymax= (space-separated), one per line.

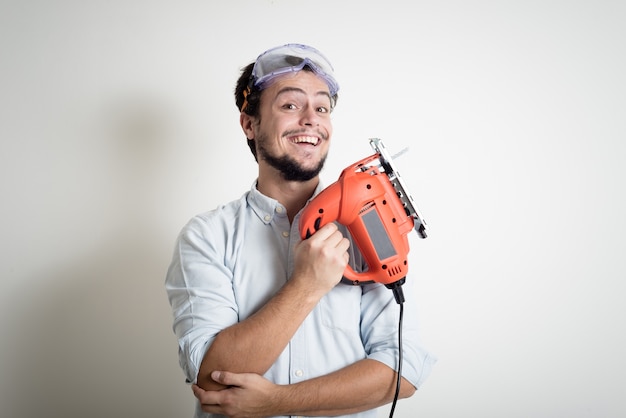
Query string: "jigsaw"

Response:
xmin=299 ymin=138 xmax=427 ymax=304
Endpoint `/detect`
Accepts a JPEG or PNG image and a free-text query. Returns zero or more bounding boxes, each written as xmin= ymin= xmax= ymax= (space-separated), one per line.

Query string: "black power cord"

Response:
xmin=385 ymin=280 xmax=406 ymax=418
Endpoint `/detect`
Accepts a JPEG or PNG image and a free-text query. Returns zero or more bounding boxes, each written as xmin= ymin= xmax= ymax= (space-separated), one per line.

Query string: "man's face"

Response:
xmin=249 ymin=70 xmax=333 ymax=182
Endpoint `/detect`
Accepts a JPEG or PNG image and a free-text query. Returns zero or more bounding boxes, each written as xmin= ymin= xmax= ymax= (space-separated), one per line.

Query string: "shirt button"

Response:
xmin=276 ymin=206 xmax=284 ymax=214
xmin=294 ymin=369 xmax=304 ymax=377
xmin=264 ymin=214 xmax=271 ymax=222
xmin=282 ymin=231 xmax=289 ymax=238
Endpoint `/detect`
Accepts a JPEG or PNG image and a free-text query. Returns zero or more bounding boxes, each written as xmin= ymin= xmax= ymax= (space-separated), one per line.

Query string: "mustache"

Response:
xmin=282 ymin=128 xmax=329 ymax=141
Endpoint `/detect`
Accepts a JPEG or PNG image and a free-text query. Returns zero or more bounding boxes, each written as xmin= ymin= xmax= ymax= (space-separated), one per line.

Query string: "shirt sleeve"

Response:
xmin=360 ymin=276 xmax=437 ymax=389
xmin=165 ymin=214 xmax=238 ymax=384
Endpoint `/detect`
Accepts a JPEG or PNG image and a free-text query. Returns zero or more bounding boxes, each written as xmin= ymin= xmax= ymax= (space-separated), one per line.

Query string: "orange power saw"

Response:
xmin=299 ymin=138 xmax=428 ymax=302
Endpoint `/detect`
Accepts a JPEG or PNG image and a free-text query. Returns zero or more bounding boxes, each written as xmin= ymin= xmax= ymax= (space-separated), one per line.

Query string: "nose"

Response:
xmin=301 ymin=105 xmax=319 ymax=126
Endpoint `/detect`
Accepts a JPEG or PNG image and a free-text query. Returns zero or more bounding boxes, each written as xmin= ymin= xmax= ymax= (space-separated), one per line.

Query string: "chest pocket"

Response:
xmin=319 ymin=283 xmax=362 ymax=336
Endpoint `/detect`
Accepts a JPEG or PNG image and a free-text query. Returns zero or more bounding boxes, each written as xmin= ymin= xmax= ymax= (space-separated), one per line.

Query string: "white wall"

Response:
xmin=1 ymin=1 xmax=624 ymax=417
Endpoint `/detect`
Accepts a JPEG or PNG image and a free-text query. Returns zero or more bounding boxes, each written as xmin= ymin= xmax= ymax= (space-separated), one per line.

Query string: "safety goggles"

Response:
xmin=249 ymin=44 xmax=339 ymax=96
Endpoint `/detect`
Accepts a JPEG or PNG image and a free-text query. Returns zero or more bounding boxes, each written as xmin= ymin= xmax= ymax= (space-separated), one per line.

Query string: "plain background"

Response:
xmin=1 ymin=1 xmax=624 ymax=417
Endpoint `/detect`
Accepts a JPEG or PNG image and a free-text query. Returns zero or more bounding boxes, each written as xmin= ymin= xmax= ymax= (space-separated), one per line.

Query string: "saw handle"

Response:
xmin=300 ymin=180 xmax=372 ymax=284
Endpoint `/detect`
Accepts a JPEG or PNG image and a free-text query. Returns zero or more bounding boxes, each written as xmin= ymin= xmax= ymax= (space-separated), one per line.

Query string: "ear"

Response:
xmin=240 ymin=112 xmax=255 ymax=140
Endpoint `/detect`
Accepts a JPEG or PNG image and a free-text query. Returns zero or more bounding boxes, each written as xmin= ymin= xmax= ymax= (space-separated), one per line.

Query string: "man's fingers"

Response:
xmin=211 ymin=370 xmax=226 ymax=385
xmin=211 ymin=370 xmax=245 ymax=387
xmin=192 ymin=384 xmax=219 ymax=405
xmin=192 ymin=384 xmax=204 ymax=398
xmin=310 ymin=222 xmax=338 ymax=239
xmin=311 ymin=223 xmax=349 ymax=249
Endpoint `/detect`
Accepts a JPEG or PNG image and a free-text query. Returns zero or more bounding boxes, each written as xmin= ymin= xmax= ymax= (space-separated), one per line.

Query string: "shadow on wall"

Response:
xmin=4 ymin=97 xmax=195 ymax=418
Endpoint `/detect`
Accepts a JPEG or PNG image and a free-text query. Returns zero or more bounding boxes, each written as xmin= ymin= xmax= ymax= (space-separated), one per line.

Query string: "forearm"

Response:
xmin=196 ymin=222 xmax=350 ymax=390
xmin=277 ymin=359 xmax=416 ymax=417
xmin=197 ymin=276 xmax=323 ymax=389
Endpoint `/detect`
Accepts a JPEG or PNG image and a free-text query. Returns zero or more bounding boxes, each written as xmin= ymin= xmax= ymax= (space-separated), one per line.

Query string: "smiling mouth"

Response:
xmin=290 ymin=135 xmax=320 ymax=146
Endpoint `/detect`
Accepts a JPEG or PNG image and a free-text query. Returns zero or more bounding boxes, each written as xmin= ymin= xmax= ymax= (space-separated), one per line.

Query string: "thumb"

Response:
xmin=211 ymin=370 xmax=239 ymax=387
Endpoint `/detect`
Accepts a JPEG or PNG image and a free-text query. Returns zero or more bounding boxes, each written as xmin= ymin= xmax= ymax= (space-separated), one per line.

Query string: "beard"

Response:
xmin=256 ymin=133 xmax=327 ymax=182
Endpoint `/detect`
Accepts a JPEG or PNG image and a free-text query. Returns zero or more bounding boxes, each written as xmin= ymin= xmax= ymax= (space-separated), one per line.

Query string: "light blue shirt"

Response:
xmin=165 ymin=182 xmax=436 ymax=418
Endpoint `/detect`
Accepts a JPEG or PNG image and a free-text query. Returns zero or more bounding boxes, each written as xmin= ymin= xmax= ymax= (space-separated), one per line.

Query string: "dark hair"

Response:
xmin=235 ymin=62 xmax=261 ymax=117
xmin=234 ymin=62 xmax=339 ymax=160
xmin=234 ymin=62 xmax=261 ymax=159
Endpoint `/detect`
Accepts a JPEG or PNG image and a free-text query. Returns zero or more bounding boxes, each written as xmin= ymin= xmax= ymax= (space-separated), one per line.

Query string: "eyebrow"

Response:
xmin=275 ymin=86 xmax=332 ymax=101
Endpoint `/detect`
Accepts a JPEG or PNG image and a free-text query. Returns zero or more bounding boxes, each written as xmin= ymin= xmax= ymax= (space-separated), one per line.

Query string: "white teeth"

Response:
xmin=291 ymin=136 xmax=319 ymax=145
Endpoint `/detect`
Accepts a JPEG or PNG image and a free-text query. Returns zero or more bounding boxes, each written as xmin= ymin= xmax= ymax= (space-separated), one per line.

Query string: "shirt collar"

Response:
xmin=247 ymin=180 xmax=325 ymax=224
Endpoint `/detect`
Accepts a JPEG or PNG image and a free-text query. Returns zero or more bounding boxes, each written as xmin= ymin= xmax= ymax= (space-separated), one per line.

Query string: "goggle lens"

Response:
xmin=250 ymin=44 xmax=339 ymax=96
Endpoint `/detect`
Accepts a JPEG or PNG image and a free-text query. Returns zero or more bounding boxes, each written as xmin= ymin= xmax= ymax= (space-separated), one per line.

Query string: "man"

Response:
xmin=166 ymin=43 xmax=435 ymax=417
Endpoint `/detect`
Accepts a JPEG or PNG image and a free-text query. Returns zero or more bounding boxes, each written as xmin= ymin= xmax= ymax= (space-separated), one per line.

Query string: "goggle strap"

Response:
xmin=240 ymin=86 xmax=251 ymax=113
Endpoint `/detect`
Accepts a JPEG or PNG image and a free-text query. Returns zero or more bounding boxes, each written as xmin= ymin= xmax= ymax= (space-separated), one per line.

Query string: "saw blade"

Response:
xmin=369 ymin=138 xmax=428 ymax=238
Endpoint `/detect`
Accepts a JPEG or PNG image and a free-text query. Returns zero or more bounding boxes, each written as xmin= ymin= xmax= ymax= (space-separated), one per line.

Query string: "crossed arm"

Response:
xmin=193 ymin=359 xmax=415 ymax=417
xmin=193 ymin=223 xmax=415 ymax=416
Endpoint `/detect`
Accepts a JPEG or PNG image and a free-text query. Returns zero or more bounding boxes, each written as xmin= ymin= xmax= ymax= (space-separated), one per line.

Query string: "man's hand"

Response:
xmin=293 ymin=222 xmax=350 ymax=293
xmin=192 ymin=371 xmax=285 ymax=418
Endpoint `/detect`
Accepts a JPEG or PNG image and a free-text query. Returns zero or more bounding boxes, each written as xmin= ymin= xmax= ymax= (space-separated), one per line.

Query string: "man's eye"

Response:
xmin=283 ymin=103 xmax=298 ymax=110
xmin=317 ymin=106 xmax=329 ymax=113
